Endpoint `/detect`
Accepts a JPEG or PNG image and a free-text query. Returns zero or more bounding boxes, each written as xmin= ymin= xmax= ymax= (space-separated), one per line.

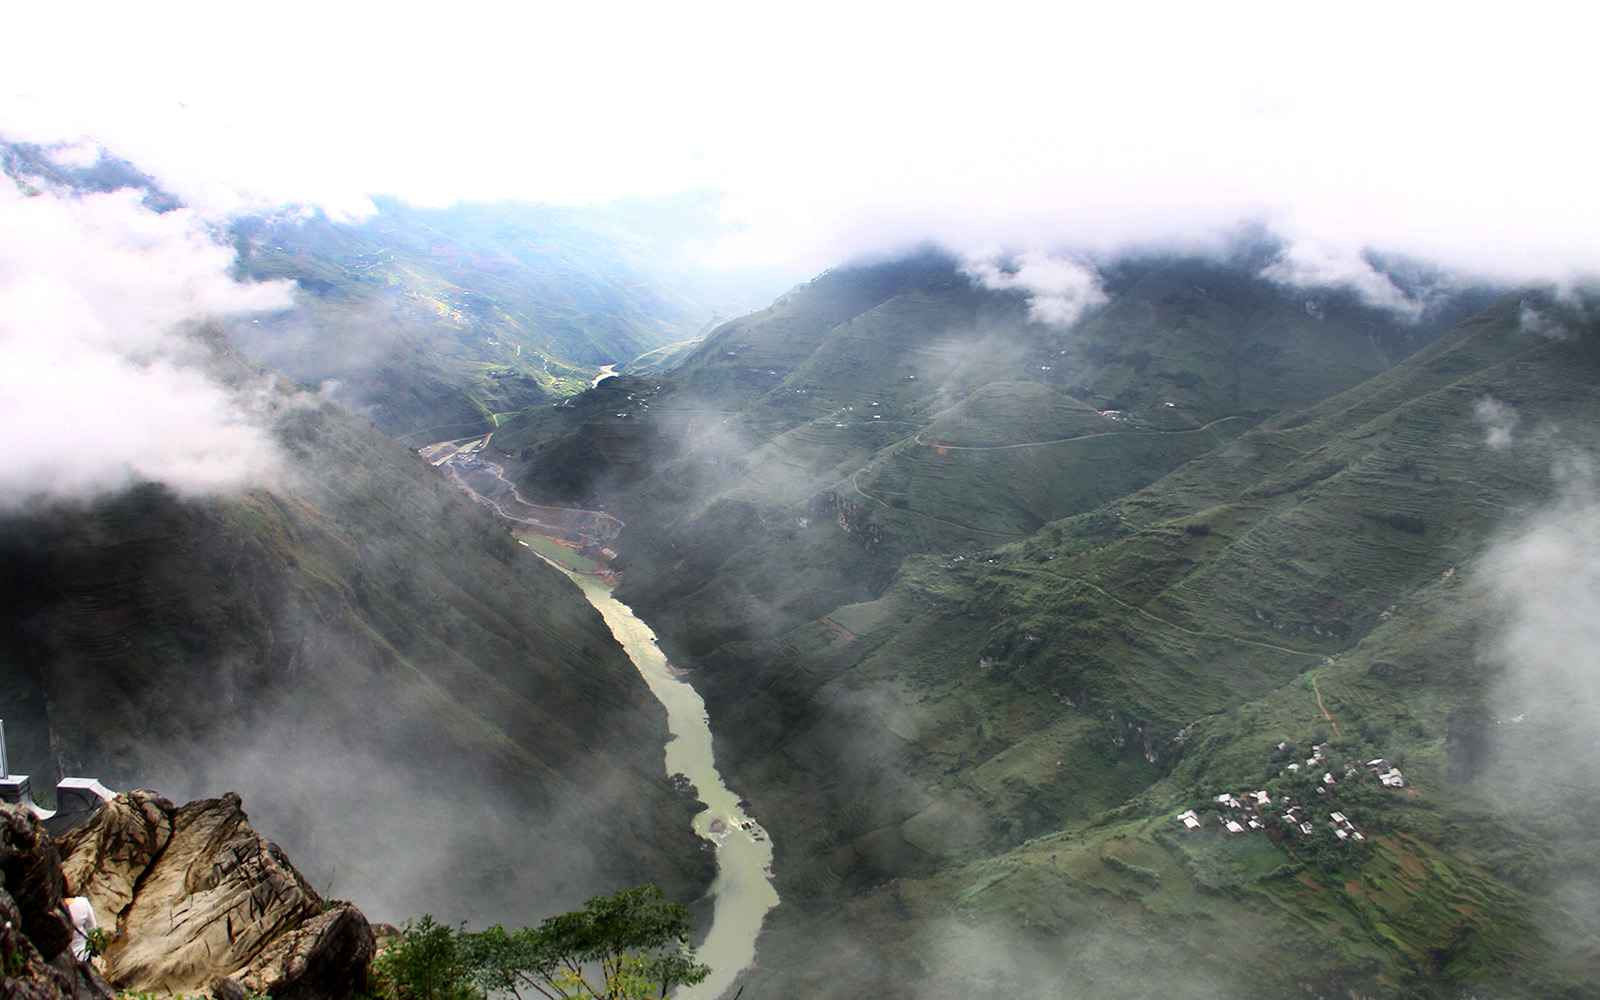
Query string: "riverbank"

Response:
xmin=552 ymin=567 xmax=780 ymax=1000
xmin=429 ymin=438 xmax=779 ymax=999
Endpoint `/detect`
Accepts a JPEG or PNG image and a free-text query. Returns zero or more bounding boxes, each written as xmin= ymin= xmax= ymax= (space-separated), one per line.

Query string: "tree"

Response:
xmin=373 ymin=915 xmax=481 ymax=1000
xmin=459 ymin=884 xmax=709 ymax=1000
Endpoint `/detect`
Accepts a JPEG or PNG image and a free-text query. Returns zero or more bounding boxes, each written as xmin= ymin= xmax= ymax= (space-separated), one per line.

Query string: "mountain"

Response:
xmin=3 ymin=135 xmax=787 ymax=446
xmin=226 ymin=193 xmax=784 ymax=444
xmin=0 ymin=330 xmax=711 ymax=928
xmin=497 ymin=250 xmax=1600 ymax=997
xmin=710 ymin=287 xmax=1600 ymax=999
xmin=495 ymin=247 xmax=1492 ymax=651
xmin=11 ymin=130 xmax=1592 ymax=995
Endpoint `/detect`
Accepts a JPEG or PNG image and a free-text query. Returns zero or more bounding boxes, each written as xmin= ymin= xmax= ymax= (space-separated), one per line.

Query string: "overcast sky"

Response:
xmin=3 ymin=2 xmax=1596 ymax=282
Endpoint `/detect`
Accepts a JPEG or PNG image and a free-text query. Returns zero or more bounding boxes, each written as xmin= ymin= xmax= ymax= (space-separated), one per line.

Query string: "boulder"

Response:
xmin=57 ymin=791 xmax=172 ymax=926
xmin=57 ymin=792 xmax=373 ymax=999
xmin=237 ymin=904 xmax=374 ymax=1000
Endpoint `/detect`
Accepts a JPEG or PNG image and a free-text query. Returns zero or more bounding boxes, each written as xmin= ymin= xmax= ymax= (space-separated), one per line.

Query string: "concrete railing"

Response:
xmin=0 ymin=720 xmax=117 ymax=834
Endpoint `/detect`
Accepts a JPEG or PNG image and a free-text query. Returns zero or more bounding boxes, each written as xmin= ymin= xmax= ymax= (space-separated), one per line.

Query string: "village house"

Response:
xmin=1367 ymin=758 xmax=1406 ymax=787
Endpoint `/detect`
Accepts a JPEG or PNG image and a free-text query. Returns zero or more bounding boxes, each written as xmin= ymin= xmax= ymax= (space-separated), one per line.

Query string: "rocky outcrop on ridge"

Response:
xmin=1 ymin=804 xmax=110 ymax=1000
xmin=3 ymin=792 xmax=373 ymax=1000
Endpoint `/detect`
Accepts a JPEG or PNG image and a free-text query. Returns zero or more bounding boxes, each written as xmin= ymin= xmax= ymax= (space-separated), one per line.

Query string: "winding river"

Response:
xmin=545 ymin=565 xmax=779 ymax=999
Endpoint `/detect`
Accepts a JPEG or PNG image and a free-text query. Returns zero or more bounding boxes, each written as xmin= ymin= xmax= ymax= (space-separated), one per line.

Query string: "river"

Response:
xmin=546 ymin=565 xmax=779 ymax=999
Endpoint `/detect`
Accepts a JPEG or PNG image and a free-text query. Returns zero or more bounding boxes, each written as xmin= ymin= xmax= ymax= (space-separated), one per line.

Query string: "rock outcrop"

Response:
xmin=1 ymin=805 xmax=112 ymax=1000
xmin=3 ymin=792 xmax=373 ymax=1000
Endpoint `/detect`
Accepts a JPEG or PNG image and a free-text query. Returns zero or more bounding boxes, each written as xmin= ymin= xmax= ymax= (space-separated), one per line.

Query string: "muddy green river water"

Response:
xmin=556 ymin=567 xmax=779 ymax=1000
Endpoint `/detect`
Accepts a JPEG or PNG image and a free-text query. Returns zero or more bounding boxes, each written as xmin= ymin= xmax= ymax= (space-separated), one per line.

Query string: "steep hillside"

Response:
xmin=496 ymin=248 xmax=1600 ymax=996
xmin=0 ymin=332 xmax=710 ymax=927
xmin=227 ymin=194 xmax=778 ymax=442
xmin=699 ymin=290 xmax=1600 ymax=998
xmin=497 ymin=249 xmax=1491 ymax=652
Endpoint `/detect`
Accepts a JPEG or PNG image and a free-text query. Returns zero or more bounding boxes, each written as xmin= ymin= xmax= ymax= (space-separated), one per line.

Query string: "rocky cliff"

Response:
xmin=0 ymin=338 xmax=712 ymax=920
xmin=2 ymin=792 xmax=373 ymax=1000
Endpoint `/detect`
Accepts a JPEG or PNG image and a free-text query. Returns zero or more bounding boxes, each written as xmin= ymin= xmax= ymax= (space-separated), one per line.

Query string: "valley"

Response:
xmin=429 ymin=422 xmax=784 ymax=997
xmin=488 ymin=253 xmax=1600 ymax=998
xmin=4 ymin=135 xmax=1597 ymax=1000
xmin=429 ymin=433 xmax=625 ymax=581
xmin=5 ymin=12 xmax=1597 ymax=999
xmin=554 ymin=570 xmax=779 ymax=1000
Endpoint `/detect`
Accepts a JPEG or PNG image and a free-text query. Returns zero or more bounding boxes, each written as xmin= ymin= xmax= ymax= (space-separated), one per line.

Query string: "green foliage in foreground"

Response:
xmin=374 ymin=886 xmax=709 ymax=1000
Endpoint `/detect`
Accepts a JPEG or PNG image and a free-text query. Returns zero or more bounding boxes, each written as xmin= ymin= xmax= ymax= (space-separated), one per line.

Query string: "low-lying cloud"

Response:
xmin=1480 ymin=455 xmax=1600 ymax=726
xmin=960 ymin=249 xmax=1108 ymax=328
xmin=0 ymin=179 xmax=292 ymax=507
xmin=1473 ymin=397 xmax=1521 ymax=453
xmin=1476 ymin=446 xmax=1600 ymax=967
xmin=1260 ymin=241 xmax=1432 ymax=322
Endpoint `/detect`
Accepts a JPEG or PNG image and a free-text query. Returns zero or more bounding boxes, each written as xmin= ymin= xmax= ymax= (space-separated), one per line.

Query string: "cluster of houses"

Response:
xmin=1175 ymin=791 xmax=1367 ymax=843
xmin=1173 ymin=744 xmax=1407 ymax=842
xmin=1281 ymin=743 xmax=1406 ymax=790
xmin=1176 ymin=788 xmax=1277 ymax=835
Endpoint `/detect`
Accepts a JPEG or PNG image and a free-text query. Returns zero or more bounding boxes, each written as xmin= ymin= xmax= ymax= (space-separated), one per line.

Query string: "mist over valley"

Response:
xmin=4 ymin=10 xmax=1600 ymax=997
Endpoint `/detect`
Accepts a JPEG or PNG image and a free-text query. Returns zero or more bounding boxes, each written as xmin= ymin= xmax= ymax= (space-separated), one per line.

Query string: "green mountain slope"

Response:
xmin=706 ymin=291 xmax=1600 ymax=998
xmin=227 ymin=194 xmax=782 ymax=442
xmin=497 ymin=249 xmax=1600 ymax=996
xmin=496 ymin=249 xmax=1490 ymax=652
xmin=0 ymin=331 xmax=710 ymax=927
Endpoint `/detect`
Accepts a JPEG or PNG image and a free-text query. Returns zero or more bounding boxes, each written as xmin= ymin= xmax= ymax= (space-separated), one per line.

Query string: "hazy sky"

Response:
xmin=3 ymin=2 xmax=1596 ymax=281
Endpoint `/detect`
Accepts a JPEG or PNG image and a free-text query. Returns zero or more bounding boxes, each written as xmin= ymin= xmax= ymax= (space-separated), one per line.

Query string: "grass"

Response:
xmin=517 ymin=535 xmax=602 ymax=573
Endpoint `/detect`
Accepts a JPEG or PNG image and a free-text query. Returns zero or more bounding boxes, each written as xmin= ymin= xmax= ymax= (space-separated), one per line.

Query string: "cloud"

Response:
xmin=0 ymin=181 xmax=293 ymax=507
xmin=1519 ymin=305 xmax=1568 ymax=339
xmin=153 ymin=716 xmax=638 ymax=929
xmin=898 ymin=917 xmax=1238 ymax=1000
xmin=960 ymin=249 xmax=1108 ymax=328
xmin=1473 ymin=398 xmax=1521 ymax=453
xmin=1476 ymin=453 xmax=1600 ymax=962
xmin=1481 ymin=457 xmax=1600 ymax=719
xmin=3 ymin=4 xmax=1598 ymax=288
xmin=1519 ymin=286 xmax=1600 ymax=340
xmin=1259 ymin=241 xmax=1431 ymax=321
